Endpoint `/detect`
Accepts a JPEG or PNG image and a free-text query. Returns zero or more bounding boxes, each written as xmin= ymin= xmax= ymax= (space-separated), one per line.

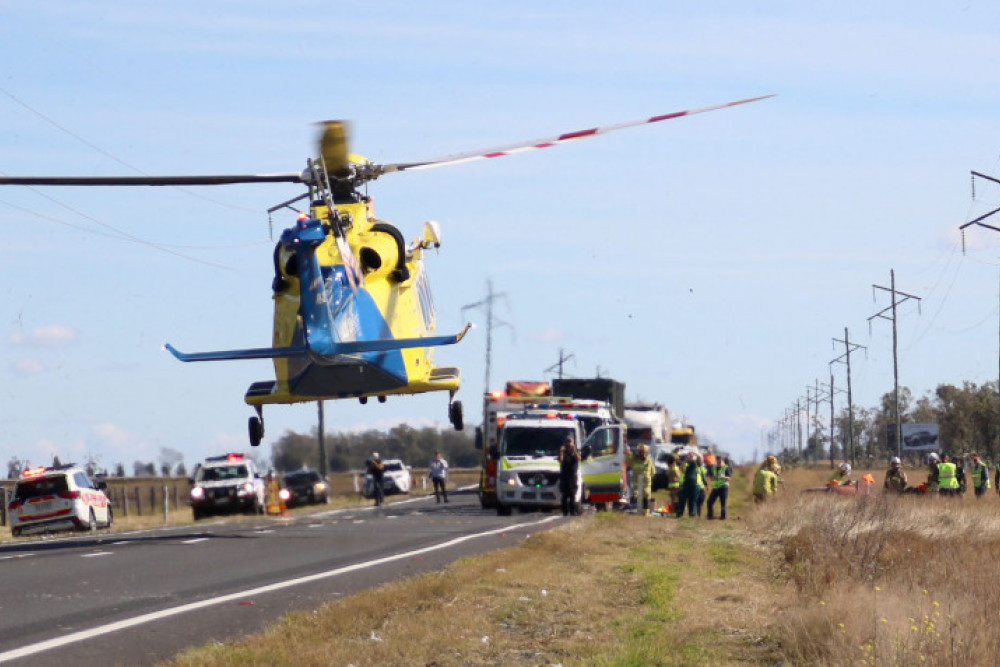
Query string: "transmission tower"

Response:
xmin=831 ymin=326 xmax=866 ymax=467
xmin=461 ymin=280 xmax=513 ymax=395
xmin=544 ymin=348 xmax=575 ymax=379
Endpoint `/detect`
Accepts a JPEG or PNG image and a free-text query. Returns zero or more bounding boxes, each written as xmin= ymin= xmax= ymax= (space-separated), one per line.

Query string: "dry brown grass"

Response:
xmin=747 ymin=464 xmax=1000 ymax=664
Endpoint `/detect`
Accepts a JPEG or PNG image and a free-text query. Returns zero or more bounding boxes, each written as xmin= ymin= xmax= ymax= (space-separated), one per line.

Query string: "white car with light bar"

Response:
xmin=8 ymin=465 xmax=113 ymax=537
xmin=189 ymin=453 xmax=265 ymax=520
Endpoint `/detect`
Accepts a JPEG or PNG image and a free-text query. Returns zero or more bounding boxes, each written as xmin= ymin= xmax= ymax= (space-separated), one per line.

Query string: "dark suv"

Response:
xmin=281 ymin=470 xmax=329 ymax=507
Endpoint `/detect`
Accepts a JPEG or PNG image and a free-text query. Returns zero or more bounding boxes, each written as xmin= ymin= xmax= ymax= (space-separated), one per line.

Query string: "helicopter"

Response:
xmin=0 ymin=94 xmax=773 ymax=446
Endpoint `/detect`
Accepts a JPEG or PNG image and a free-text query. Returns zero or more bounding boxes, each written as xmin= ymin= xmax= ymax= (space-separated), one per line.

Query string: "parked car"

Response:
xmin=363 ymin=458 xmax=412 ymax=498
xmin=8 ymin=464 xmax=113 ymax=536
xmin=280 ymin=469 xmax=329 ymax=507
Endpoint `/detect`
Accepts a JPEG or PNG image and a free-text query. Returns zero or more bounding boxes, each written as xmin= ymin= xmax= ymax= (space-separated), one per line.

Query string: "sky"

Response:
xmin=3 ymin=1 xmax=1000 ymax=471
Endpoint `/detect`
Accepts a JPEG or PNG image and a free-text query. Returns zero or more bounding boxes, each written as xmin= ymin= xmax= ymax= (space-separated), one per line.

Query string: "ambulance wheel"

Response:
xmin=497 ymin=501 xmax=512 ymax=516
xmin=249 ymin=416 xmax=264 ymax=447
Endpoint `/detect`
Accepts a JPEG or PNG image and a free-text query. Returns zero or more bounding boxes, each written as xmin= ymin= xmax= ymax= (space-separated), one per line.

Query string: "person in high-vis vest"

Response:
xmin=694 ymin=454 xmax=709 ymax=518
xmin=828 ymin=462 xmax=853 ymax=488
xmin=752 ymin=458 xmax=779 ymax=502
xmin=706 ymin=455 xmax=732 ymax=520
xmin=970 ymin=454 xmax=992 ymax=498
xmin=937 ymin=454 xmax=961 ymax=497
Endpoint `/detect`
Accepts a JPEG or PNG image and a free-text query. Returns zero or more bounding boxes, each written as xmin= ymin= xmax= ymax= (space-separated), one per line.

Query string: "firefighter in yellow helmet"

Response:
xmin=629 ymin=444 xmax=655 ymax=516
xmin=752 ymin=456 xmax=779 ymax=503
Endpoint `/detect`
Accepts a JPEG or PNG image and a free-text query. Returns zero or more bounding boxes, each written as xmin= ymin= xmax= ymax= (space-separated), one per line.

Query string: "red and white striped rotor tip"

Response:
xmin=385 ymin=94 xmax=775 ymax=173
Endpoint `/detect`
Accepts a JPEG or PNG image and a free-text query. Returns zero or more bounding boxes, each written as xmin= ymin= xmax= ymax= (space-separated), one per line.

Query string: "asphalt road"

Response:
xmin=0 ymin=489 xmax=564 ymax=665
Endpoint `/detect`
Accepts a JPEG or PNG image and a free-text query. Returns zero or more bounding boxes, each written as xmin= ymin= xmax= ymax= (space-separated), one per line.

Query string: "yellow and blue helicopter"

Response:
xmin=0 ymin=95 xmax=772 ymax=446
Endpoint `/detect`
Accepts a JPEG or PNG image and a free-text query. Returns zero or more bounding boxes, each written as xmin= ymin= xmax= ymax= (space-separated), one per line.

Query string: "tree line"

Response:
xmin=271 ymin=424 xmax=479 ymax=472
xmin=787 ymin=380 xmax=1000 ymax=465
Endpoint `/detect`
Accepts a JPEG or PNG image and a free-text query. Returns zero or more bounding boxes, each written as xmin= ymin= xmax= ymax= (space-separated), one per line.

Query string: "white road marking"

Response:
xmin=181 ymin=538 xmax=208 ymax=545
xmin=81 ymin=552 xmax=113 ymax=558
xmin=0 ymin=515 xmax=559 ymax=662
xmin=0 ymin=553 xmax=35 ymax=561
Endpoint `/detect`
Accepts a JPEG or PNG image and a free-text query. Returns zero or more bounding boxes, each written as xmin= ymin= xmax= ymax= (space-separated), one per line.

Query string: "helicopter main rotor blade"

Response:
xmin=318 ymin=120 xmax=351 ymax=175
xmin=380 ymin=94 xmax=776 ymax=174
xmin=0 ymin=173 xmax=304 ymax=186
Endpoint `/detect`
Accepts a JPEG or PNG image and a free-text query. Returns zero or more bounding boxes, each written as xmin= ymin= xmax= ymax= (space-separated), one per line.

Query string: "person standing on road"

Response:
xmin=428 ymin=451 xmax=450 ymax=503
xmin=559 ymin=436 xmax=582 ymax=516
xmin=706 ymin=455 xmax=732 ymax=520
xmin=970 ymin=454 xmax=991 ymax=498
xmin=367 ymin=452 xmax=385 ymax=506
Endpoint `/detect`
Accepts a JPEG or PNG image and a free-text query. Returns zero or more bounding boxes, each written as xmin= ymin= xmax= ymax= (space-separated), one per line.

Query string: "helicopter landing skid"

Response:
xmin=249 ymin=405 xmax=265 ymax=447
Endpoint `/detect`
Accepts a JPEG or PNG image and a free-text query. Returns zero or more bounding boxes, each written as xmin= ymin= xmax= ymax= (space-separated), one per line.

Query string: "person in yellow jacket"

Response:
xmin=629 ymin=444 xmax=655 ymax=515
xmin=753 ymin=458 xmax=779 ymax=502
xmin=664 ymin=453 xmax=682 ymax=511
xmin=937 ymin=454 xmax=961 ymax=497
xmin=970 ymin=454 xmax=991 ymax=498
xmin=828 ymin=462 xmax=853 ymax=488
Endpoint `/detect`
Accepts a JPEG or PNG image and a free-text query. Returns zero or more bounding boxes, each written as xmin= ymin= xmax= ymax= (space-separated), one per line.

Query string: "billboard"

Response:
xmin=900 ymin=423 xmax=939 ymax=451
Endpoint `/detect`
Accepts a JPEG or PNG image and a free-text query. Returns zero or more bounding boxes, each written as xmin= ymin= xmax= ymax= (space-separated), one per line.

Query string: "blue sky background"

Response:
xmin=3 ymin=1 xmax=1000 ymax=470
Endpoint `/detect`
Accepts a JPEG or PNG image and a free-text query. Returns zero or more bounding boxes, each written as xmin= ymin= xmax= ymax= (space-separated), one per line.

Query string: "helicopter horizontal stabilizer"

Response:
xmin=163 ymin=343 xmax=310 ymax=362
xmin=323 ymin=323 xmax=472 ymax=355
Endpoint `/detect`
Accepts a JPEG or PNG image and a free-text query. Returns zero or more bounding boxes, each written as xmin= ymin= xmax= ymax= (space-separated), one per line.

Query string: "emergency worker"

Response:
xmin=629 ymin=444 xmax=654 ymax=516
xmin=937 ymin=454 xmax=960 ymax=497
xmin=706 ymin=455 xmax=732 ymax=520
xmin=884 ymin=456 xmax=907 ymax=494
xmin=752 ymin=458 xmax=779 ymax=502
xmin=970 ymin=454 xmax=991 ymax=498
xmin=664 ymin=453 xmax=682 ymax=510
xmin=694 ymin=454 xmax=708 ymax=517
xmin=926 ymin=452 xmax=940 ymax=493
xmin=558 ymin=437 xmax=581 ymax=516
xmin=676 ymin=452 xmax=702 ymax=517
xmin=828 ymin=462 xmax=853 ymax=488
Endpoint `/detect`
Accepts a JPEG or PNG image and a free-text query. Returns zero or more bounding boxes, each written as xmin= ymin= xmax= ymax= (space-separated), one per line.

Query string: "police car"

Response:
xmin=189 ymin=453 xmax=266 ymax=519
xmin=8 ymin=465 xmax=113 ymax=537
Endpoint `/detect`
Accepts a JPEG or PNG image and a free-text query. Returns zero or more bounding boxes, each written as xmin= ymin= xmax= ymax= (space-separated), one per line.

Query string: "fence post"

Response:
xmin=162 ymin=486 xmax=168 ymax=523
xmin=122 ymin=487 xmax=130 ymax=517
xmin=0 ymin=487 xmax=6 ymax=526
xmin=135 ymin=487 xmax=143 ymax=515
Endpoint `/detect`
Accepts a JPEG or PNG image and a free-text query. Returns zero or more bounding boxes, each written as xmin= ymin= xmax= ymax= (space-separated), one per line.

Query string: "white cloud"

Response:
xmin=10 ymin=358 xmax=46 ymax=375
xmin=10 ymin=324 xmax=79 ymax=348
xmin=528 ymin=328 xmax=565 ymax=344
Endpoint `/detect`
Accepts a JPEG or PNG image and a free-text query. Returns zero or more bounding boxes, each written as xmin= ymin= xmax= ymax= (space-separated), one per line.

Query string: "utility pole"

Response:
xmin=317 ymin=401 xmax=328 ymax=479
xmin=832 ymin=327 xmax=866 ymax=468
xmin=806 ymin=379 xmax=830 ymax=465
xmin=544 ymin=348 xmax=575 ymax=379
xmin=868 ymin=270 xmax=921 ymax=459
xmin=461 ymin=280 xmax=512 ymax=396
xmin=821 ymin=374 xmax=846 ymax=469
xmin=961 ymin=170 xmax=1000 ymax=459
